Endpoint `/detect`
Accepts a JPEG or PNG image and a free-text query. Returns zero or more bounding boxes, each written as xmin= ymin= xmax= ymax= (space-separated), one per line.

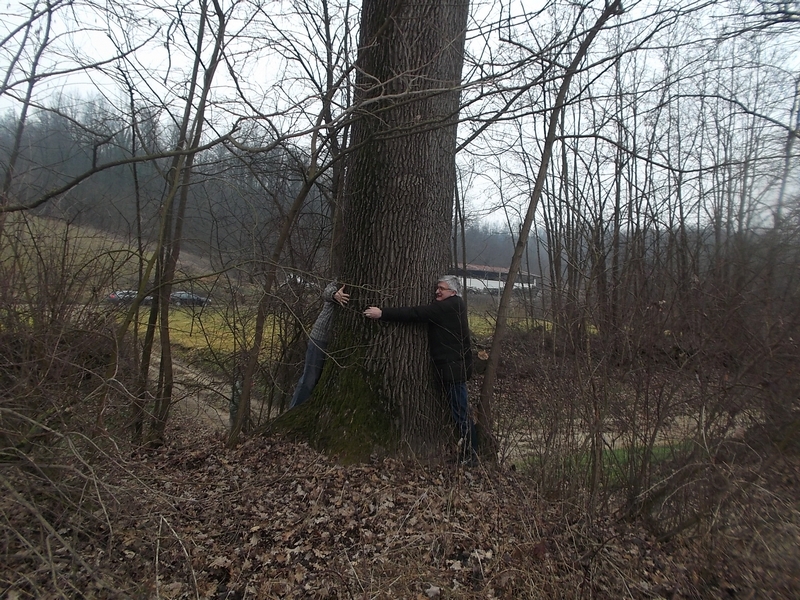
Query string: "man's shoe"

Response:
xmin=459 ymin=452 xmax=477 ymax=467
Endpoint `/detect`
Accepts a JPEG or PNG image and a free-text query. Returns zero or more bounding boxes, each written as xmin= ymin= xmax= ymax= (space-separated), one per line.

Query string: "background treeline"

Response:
xmin=0 ymin=103 xmax=532 ymax=276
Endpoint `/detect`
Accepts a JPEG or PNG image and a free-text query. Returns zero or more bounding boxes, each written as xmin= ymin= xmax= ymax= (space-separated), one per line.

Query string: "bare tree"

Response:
xmin=477 ymin=0 xmax=625 ymax=456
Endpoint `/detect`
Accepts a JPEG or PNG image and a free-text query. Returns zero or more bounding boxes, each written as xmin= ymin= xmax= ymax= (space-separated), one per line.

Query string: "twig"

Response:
xmin=159 ymin=514 xmax=200 ymax=600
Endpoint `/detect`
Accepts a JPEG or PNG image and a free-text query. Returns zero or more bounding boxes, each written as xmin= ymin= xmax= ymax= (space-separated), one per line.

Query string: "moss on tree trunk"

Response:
xmin=273 ymin=339 xmax=397 ymax=463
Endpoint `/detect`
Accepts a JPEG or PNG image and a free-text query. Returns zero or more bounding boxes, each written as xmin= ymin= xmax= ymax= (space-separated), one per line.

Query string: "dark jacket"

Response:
xmin=380 ymin=295 xmax=473 ymax=383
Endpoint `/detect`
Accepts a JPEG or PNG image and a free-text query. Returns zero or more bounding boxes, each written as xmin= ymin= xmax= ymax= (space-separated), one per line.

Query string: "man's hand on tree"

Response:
xmin=363 ymin=307 xmax=382 ymax=319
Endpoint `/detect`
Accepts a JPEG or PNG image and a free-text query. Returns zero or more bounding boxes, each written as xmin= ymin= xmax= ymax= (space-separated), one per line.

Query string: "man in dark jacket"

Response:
xmin=364 ymin=275 xmax=476 ymax=462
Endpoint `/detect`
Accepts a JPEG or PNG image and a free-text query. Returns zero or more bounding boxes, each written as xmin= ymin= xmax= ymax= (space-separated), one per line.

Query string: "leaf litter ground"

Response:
xmin=4 ymin=355 xmax=799 ymax=598
xmin=105 ymin=408 xmax=704 ymax=600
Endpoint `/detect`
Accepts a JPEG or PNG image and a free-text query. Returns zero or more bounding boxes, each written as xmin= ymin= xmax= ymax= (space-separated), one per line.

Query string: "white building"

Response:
xmin=448 ymin=264 xmax=538 ymax=295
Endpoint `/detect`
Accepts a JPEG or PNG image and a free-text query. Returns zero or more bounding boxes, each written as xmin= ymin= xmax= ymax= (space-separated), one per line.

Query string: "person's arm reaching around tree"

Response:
xmin=289 ymin=281 xmax=349 ymax=409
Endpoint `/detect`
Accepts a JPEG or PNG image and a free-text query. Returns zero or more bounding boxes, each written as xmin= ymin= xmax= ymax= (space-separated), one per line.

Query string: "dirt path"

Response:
xmin=170 ymin=360 xmax=230 ymax=431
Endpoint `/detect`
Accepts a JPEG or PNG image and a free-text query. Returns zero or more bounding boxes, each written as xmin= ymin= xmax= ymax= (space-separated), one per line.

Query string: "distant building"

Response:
xmin=448 ymin=264 xmax=538 ymax=295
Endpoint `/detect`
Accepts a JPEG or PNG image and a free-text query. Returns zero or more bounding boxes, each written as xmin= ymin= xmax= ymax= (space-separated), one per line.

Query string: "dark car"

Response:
xmin=170 ymin=291 xmax=210 ymax=307
xmin=107 ymin=290 xmax=152 ymax=305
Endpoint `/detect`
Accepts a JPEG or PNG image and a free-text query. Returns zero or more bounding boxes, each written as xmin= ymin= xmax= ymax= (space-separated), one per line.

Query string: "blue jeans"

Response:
xmin=444 ymin=381 xmax=477 ymax=458
xmin=289 ymin=338 xmax=328 ymax=409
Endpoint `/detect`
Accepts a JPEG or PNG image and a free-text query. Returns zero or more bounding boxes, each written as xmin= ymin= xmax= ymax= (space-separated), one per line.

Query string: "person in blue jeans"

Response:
xmin=363 ymin=275 xmax=476 ymax=463
xmin=289 ymin=281 xmax=349 ymax=409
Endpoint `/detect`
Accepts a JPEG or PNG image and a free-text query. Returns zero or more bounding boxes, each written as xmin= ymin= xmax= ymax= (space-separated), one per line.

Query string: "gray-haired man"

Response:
xmin=364 ymin=275 xmax=476 ymax=462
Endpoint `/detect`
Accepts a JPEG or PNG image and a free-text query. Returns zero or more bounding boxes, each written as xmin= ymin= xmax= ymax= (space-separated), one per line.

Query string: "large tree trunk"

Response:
xmin=280 ymin=0 xmax=469 ymax=460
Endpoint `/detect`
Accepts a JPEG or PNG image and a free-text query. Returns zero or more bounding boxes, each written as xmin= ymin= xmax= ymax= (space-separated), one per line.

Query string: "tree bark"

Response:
xmin=280 ymin=0 xmax=469 ymax=460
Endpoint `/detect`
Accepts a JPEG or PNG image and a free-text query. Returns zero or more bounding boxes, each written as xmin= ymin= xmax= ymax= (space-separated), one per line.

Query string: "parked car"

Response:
xmin=107 ymin=290 xmax=152 ymax=305
xmin=278 ymin=272 xmax=320 ymax=293
xmin=170 ymin=291 xmax=210 ymax=307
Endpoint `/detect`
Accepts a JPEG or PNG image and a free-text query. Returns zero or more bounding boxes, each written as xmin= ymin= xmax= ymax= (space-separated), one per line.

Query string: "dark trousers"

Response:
xmin=444 ymin=381 xmax=478 ymax=457
xmin=289 ymin=338 xmax=328 ymax=409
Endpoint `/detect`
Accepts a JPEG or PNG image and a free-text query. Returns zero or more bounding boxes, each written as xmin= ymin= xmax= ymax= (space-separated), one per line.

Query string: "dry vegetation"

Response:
xmin=2 ymin=206 xmax=799 ymax=599
xmin=2 ymin=324 xmax=799 ymax=599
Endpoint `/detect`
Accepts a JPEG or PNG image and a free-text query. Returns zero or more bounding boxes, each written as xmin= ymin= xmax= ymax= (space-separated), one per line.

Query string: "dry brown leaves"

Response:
xmin=89 ymin=411 xmax=699 ymax=600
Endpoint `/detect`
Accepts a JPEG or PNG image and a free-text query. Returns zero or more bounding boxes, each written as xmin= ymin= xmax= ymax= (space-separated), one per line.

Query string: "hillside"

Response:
xmin=44 ymin=412 xmax=698 ymax=599
xmin=4 ymin=352 xmax=798 ymax=598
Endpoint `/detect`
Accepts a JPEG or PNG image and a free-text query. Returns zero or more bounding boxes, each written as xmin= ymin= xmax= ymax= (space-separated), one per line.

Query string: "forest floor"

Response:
xmin=98 ymin=413 xmax=703 ymax=600
xmin=4 ymin=349 xmax=800 ymax=599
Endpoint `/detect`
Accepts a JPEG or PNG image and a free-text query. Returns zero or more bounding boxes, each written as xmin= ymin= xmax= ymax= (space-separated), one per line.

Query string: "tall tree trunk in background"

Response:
xmin=477 ymin=0 xmax=623 ymax=457
xmin=0 ymin=1 xmax=53 ymax=236
xmin=280 ymin=0 xmax=469 ymax=460
xmin=150 ymin=0 xmax=227 ymax=444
